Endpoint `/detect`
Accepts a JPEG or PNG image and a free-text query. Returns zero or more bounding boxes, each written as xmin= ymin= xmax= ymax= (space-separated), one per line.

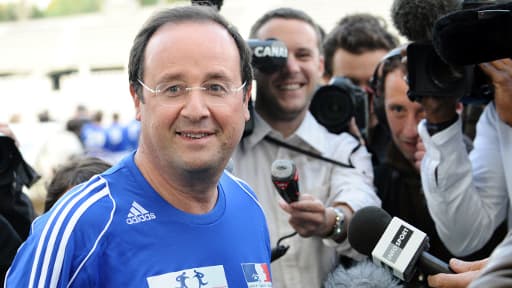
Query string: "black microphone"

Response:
xmin=391 ymin=0 xmax=461 ymax=42
xmin=247 ymin=39 xmax=288 ymax=74
xmin=270 ymin=159 xmax=299 ymax=262
xmin=348 ymin=206 xmax=453 ymax=282
xmin=271 ymin=159 xmax=299 ymax=203
xmin=433 ymin=1 xmax=512 ymax=66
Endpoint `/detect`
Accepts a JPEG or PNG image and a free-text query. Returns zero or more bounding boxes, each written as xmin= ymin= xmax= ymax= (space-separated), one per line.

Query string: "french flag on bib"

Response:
xmin=242 ymin=263 xmax=272 ymax=287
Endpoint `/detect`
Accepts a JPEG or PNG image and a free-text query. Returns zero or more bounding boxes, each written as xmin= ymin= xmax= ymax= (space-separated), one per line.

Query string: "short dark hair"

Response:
xmin=128 ymin=5 xmax=253 ymax=102
xmin=323 ymin=13 xmax=399 ymax=77
xmin=249 ymin=7 xmax=324 ymax=53
xmin=45 ymin=156 xmax=112 ymax=212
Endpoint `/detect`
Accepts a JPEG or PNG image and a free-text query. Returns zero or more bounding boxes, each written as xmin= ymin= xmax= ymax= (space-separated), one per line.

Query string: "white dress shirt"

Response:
xmin=419 ymin=103 xmax=512 ymax=256
xmin=232 ymin=111 xmax=380 ymax=288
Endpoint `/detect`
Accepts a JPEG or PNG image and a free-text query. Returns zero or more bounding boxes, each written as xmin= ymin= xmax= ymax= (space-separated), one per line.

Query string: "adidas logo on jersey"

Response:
xmin=126 ymin=201 xmax=156 ymax=224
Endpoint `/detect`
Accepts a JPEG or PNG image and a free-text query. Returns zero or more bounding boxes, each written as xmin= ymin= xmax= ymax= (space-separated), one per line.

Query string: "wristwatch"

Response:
xmin=328 ymin=207 xmax=345 ymax=241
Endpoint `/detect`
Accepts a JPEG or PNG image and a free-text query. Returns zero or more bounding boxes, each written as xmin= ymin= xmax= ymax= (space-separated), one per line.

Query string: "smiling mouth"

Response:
xmin=177 ymin=132 xmax=213 ymax=139
xmin=277 ymin=83 xmax=303 ymax=91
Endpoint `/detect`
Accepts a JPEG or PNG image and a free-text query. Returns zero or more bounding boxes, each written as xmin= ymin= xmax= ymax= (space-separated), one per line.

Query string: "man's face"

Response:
xmin=254 ymin=18 xmax=324 ymax=122
xmin=384 ymin=69 xmax=425 ymax=163
xmin=330 ymin=48 xmax=388 ymax=92
xmin=132 ymin=21 xmax=250 ymax=173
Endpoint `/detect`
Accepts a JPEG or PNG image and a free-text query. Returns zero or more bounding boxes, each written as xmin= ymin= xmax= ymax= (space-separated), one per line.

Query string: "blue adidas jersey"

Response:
xmin=6 ymin=153 xmax=272 ymax=288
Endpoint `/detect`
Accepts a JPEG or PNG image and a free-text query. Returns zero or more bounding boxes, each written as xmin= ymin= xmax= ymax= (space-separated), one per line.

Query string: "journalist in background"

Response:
xmin=232 ymin=7 xmax=380 ymax=288
xmin=5 ymin=6 xmax=272 ymax=287
xmin=418 ymin=58 xmax=512 ymax=287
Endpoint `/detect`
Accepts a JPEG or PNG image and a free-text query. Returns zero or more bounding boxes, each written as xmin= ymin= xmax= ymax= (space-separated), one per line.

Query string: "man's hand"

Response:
xmin=479 ymin=58 xmax=512 ymax=126
xmin=428 ymin=258 xmax=488 ymax=288
xmin=279 ymin=194 xmax=335 ymax=238
xmin=0 ymin=123 xmax=18 ymax=146
xmin=414 ymin=137 xmax=425 ymax=171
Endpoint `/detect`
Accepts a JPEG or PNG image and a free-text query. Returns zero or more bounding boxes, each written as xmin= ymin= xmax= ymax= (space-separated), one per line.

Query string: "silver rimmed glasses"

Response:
xmin=137 ymin=79 xmax=246 ymax=106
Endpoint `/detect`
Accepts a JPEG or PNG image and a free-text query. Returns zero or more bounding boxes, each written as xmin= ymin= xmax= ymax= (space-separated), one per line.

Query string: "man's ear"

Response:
xmin=243 ymin=83 xmax=252 ymax=121
xmin=129 ymin=83 xmax=142 ymax=121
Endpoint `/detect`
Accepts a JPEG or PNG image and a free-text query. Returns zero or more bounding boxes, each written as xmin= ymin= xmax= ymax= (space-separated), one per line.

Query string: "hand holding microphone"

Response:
xmin=271 ymin=159 xmax=335 ymax=238
xmin=348 ymin=206 xmax=453 ymax=283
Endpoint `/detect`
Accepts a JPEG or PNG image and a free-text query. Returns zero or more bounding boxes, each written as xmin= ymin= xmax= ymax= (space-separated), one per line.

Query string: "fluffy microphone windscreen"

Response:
xmin=348 ymin=206 xmax=392 ymax=256
xmin=391 ymin=0 xmax=460 ymax=41
xmin=433 ymin=2 xmax=512 ymax=65
xmin=324 ymin=260 xmax=403 ymax=288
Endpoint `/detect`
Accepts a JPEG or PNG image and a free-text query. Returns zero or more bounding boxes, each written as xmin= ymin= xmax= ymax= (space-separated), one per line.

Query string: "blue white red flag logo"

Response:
xmin=241 ymin=263 xmax=272 ymax=287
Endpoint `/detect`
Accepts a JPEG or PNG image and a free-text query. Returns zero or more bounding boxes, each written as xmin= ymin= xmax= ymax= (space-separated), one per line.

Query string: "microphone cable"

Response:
xmin=270 ymin=231 xmax=297 ymax=262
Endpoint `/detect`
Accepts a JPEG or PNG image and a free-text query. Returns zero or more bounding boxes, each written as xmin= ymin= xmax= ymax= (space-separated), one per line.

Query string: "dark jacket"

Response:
xmin=0 ymin=136 xmax=38 ymax=283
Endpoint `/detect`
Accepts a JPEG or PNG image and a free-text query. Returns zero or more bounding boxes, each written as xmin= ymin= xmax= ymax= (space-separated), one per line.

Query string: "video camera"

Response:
xmin=245 ymin=39 xmax=368 ymax=137
xmin=407 ymin=0 xmax=511 ymax=104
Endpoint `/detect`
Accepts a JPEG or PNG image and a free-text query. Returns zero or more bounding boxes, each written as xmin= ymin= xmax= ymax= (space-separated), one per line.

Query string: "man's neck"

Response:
xmin=134 ymin=150 xmax=221 ymax=214
xmin=257 ymin=108 xmax=307 ymax=138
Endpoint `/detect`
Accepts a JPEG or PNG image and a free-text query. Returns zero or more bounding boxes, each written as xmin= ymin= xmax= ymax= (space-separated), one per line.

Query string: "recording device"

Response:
xmin=433 ymin=1 xmax=512 ymax=65
xmin=247 ymin=39 xmax=288 ymax=74
xmin=310 ymin=77 xmax=368 ymax=136
xmin=271 ymin=159 xmax=299 ymax=203
xmin=396 ymin=0 xmax=504 ymax=104
xmin=270 ymin=159 xmax=299 ymax=262
xmin=348 ymin=206 xmax=453 ymax=282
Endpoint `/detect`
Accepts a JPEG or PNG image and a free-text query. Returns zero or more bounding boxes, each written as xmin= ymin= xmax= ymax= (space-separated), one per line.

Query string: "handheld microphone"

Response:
xmin=348 ymin=206 xmax=453 ymax=282
xmin=247 ymin=39 xmax=288 ymax=74
xmin=270 ymin=159 xmax=299 ymax=262
xmin=271 ymin=159 xmax=299 ymax=203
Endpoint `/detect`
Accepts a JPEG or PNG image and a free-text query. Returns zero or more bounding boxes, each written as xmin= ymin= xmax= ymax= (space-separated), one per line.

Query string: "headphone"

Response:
xmin=369 ymin=47 xmax=405 ymax=127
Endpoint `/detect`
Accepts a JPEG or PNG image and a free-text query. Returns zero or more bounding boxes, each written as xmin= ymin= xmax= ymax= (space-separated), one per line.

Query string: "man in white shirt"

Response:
xmin=417 ymin=58 xmax=512 ymax=287
xmin=232 ymin=7 xmax=380 ymax=288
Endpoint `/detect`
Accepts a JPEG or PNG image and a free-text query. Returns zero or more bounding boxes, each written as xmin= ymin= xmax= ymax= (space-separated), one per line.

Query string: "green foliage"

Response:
xmin=0 ymin=4 xmax=18 ymax=22
xmin=139 ymin=0 xmax=159 ymax=6
xmin=45 ymin=0 xmax=102 ymax=17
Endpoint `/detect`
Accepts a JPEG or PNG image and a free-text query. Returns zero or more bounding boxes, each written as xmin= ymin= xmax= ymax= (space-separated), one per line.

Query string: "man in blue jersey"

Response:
xmin=6 ymin=6 xmax=272 ymax=288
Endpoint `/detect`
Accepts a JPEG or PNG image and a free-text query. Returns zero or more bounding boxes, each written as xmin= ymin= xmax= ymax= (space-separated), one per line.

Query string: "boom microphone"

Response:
xmin=348 ymin=206 xmax=453 ymax=282
xmin=433 ymin=1 xmax=512 ymax=66
xmin=391 ymin=0 xmax=461 ymax=41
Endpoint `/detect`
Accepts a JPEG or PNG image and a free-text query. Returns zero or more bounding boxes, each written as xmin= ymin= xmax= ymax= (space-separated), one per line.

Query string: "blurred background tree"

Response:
xmin=0 ymin=0 xmax=183 ymax=21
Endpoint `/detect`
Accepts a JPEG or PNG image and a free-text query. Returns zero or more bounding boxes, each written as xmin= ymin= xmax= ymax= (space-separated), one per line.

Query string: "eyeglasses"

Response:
xmin=137 ymin=79 xmax=246 ymax=106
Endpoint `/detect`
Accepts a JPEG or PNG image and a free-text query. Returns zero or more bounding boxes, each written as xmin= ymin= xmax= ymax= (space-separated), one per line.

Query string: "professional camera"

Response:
xmin=310 ymin=77 xmax=368 ymax=136
xmin=406 ymin=0 xmax=506 ymax=104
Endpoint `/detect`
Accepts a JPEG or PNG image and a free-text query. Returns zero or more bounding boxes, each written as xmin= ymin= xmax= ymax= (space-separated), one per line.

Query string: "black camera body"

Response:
xmin=407 ymin=41 xmax=474 ymax=101
xmin=310 ymin=77 xmax=368 ymax=136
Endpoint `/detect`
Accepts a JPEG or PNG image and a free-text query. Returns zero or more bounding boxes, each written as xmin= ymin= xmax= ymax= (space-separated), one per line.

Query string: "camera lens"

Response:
xmin=310 ymin=85 xmax=353 ymax=134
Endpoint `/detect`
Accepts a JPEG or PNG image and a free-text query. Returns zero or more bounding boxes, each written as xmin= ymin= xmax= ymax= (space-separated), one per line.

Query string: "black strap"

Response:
xmin=263 ymin=135 xmax=358 ymax=169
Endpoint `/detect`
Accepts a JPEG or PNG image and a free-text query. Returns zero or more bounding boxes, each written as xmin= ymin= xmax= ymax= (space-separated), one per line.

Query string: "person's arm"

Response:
xmin=419 ymin=104 xmax=508 ymax=256
xmin=278 ymin=135 xmax=380 ymax=250
xmin=417 ymin=59 xmax=512 ymax=256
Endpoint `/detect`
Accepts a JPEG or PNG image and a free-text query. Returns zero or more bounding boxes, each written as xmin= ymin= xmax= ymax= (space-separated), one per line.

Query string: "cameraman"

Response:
xmin=417 ymin=59 xmax=512 ymax=287
xmin=322 ymin=13 xmax=399 ymax=164
xmin=232 ymin=7 xmax=380 ymax=288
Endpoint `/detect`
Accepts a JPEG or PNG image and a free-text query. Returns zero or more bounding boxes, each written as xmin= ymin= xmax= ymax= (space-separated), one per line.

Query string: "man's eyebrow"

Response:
xmin=203 ymin=72 xmax=235 ymax=82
